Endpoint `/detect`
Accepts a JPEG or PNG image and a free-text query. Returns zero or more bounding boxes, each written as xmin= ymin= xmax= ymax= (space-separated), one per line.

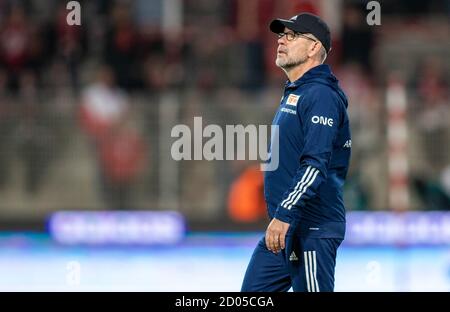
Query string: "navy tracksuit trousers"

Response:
xmin=241 ymin=229 xmax=342 ymax=292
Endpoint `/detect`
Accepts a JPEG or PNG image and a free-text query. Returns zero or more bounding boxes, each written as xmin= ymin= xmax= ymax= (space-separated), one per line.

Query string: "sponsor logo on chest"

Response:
xmin=286 ymin=94 xmax=300 ymax=106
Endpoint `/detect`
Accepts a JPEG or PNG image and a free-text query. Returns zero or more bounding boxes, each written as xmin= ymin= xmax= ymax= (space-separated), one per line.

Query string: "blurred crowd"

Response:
xmin=0 ymin=0 xmax=449 ymax=224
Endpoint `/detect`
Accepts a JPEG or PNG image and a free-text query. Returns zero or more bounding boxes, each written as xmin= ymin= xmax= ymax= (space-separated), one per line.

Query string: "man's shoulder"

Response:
xmin=303 ymin=83 xmax=336 ymax=97
xmin=298 ymin=84 xmax=342 ymax=112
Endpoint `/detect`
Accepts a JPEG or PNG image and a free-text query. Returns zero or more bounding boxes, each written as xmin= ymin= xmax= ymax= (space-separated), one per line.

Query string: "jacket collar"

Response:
xmin=284 ymin=64 xmax=331 ymax=89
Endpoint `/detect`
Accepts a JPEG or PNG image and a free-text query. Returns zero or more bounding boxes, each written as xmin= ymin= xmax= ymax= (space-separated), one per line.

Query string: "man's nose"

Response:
xmin=277 ymin=35 xmax=286 ymax=45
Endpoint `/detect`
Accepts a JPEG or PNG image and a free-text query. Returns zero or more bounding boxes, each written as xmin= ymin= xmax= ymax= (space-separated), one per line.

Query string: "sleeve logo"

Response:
xmin=311 ymin=115 xmax=334 ymax=127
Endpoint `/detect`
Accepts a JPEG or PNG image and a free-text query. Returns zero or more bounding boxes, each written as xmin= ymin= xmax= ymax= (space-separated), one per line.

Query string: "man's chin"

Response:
xmin=276 ymin=61 xmax=292 ymax=70
xmin=276 ymin=58 xmax=306 ymax=70
xmin=275 ymin=59 xmax=287 ymax=68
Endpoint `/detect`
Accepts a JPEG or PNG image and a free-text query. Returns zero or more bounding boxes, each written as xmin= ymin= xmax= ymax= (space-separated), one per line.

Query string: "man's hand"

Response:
xmin=265 ymin=218 xmax=290 ymax=253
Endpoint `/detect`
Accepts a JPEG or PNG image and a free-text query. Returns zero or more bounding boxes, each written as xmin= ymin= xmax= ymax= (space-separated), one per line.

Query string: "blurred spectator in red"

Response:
xmin=79 ymin=65 xmax=136 ymax=209
xmin=98 ymin=118 xmax=148 ymax=210
xmin=79 ymin=66 xmax=129 ymax=142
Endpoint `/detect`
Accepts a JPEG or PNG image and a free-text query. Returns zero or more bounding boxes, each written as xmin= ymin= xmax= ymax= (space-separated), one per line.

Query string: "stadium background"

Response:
xmin=0 ymin=0 xmax=449 ymax=291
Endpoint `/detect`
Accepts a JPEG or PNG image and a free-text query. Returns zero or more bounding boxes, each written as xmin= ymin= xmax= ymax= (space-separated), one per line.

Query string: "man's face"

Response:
xmin=275 ymin=27 xmax=314 ymax=70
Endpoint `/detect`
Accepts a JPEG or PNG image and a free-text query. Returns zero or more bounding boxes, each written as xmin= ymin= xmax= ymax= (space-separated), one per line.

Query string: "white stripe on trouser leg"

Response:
xmin=308 ymin=251 xmax=315 ymax=292
xmin=304 ymin=251 xmax=311 ymax=292
xmin=280 ymin=166 xmax=311 ymax=208
xmin=312 ymin=251 xmax=320 ymax=292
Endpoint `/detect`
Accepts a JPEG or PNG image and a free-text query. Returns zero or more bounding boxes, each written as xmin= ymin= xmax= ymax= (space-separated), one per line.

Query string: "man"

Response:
xmin=241 ymin=13 xmax=351 ymax=292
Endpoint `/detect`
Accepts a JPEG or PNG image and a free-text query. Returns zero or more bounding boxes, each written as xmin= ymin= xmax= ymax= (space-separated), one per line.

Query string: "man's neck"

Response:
xmin=284 ymin=60 xmax=322 ymax=83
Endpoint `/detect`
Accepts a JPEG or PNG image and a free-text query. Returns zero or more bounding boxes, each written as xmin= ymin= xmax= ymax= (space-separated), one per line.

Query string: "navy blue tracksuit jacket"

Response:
xmin=265 ymin=64 xmax=351 ymax=238
xmin=241 ymin=64 xmax=351 ymax=292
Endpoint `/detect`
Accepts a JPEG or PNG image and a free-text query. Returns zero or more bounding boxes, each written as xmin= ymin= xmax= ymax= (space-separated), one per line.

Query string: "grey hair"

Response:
xmin=308 ymin=33 xmax=327 ymax=63
xmin=318 ymin=45 xmax=327 ymax=64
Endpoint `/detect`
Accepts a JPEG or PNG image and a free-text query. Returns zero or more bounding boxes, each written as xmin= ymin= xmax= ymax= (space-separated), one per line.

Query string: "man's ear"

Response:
xmin=308 ymin=41 xmax=321 ymax=58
